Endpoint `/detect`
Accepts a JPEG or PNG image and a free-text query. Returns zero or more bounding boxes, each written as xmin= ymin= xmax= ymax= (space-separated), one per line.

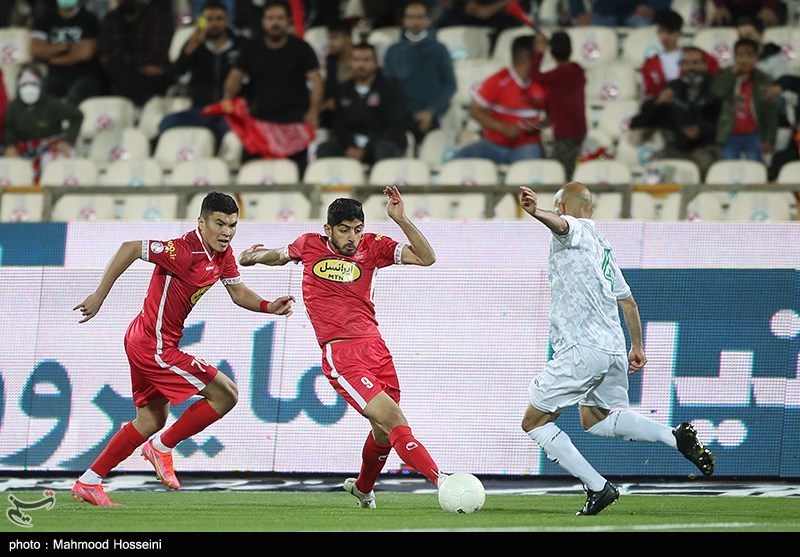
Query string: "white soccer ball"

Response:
xmin=438 ymin=472 xmax=485 ymax=514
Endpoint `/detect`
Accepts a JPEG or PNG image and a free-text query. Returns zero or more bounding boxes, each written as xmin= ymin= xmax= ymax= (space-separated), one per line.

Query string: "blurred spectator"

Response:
xmin=642 ymin=9 xmax=720 ymax=99
xmin=631 ymin=46 xmax=722 ymax=179
xmin=529 ymin=30 xmax=586 ymax=180
xmin=0 ymin=66 xmax=7 ymax=147
xmin=158 ymin=0 xmax=244 ymax=147
xmin=3 ymin=65 xmax=83 ymax=182
xmin=316 ymin=42 xmax=407 ymax=165
xmin=98 ymin=0 xmax=175 ymax=107
xmin=711 ymin=37 xmax=778 ymax=162
xmin=30 ymin=0 xmax=104 ymax=107
xmin=191 ymin=0 xmax=235 ymax=20
xmin=453 ymin=34 xmax=546 ymax=164
xmin=710 ymin=0 xmax=786 ymax=27
xmin=320 ymin=19 xmax=354 ymax=129
xmin=765 ymin=75 xmax=800 ymax=180
xmin=735 ymin=16 xmax=789 ymax=80
xmin=436 ymin=1 xmax=532 ymax=50
xmin=383 ymin=1 xmax=456 ymax=145
xmin=223 ymin=0 xmax=322 ymax=173
xmin=569 ymin=0 xmax=670 ymax=27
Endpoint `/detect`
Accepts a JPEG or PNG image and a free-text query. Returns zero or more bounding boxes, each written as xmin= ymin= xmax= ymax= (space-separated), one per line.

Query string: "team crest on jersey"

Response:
xmin=150 ymin=241 xmax=164 ymax=254
xmin=313 ymin=259 xmax=361 ymax=283
xmin=190 ymin=285 xmax=212 ymax=305
xmin=375 ymin=235 xmax=382 ymax=241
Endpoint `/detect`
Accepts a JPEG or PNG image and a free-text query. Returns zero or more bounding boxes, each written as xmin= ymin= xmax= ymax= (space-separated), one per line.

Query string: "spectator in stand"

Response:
xmin=642 ymin=9 xmax=720 ymax=100
xmin=383 ymin=1 xmax=456 ymax=146
xmin=764 ymin=75 xmax=800 ymax=180
xmin=530 ymin=31 xmax=586 ymax=181
xmin=569 ymin=0 xmax=670 ymax=27
xmin=436 ymin=1 xmax=532 ymax=51
xmin=191 ymin=0 xmax=236 ymax=20
xmin=3 ymin=65 xmax=84 ymax=182
xmin=316 ymin=42 xmax=407 ymax=165
xmin=631 ymin=46 xmax=722 ymax=180
xmin=0 ymin=67 xmax=7 ymax=149
xmin=158 ymin=0 xmax=245 ymax=148
xmin=710 ymin=0 xmax=786 ymax=27
xmin=712 ymin=37 xmax=778 ymax=162
xmin=735 ymin=16 xmax=790 ymax=80
xmin=223 ymin=0 xmax=323 ymax=173
xmin=320 ymin=19 xmax=354 ymax=129
xmin=30 ymin=0 xmax=104 ymax=107
xmin=453 ymin=34 xmax=546 ymax=165
xmin=98 ymin=0 xmax=174 ymax=107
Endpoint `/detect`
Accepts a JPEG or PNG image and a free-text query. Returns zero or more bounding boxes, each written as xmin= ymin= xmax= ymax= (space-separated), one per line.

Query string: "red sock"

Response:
xmin=355 ymin=432 xmax=392 ymax=493
xmin=160 ymin=399 xmax=222 ymax=449
xmin=90 ymin=422 xmax=146 ymax=477
xmin=388 ymin=425 xmax=440 ymax=486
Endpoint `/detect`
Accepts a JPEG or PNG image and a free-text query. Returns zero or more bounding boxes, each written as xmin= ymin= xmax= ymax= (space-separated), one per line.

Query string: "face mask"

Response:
xmin=404 ymin=29 xmax=428 ymax=43
xmin=683 ymin=73 xmax=704 ymax=86
xmin=57 ymin=0 xmax=79 ymax=9
xmin=18 ymin=84 xmax=41 ymax=105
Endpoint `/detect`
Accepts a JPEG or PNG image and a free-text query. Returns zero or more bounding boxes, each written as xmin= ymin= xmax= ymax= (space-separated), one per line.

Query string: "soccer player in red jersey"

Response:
xmin=239 ymin=186 xmax=447 ymax=508
xmin=70 ymin=192 xmax=295 ymax=507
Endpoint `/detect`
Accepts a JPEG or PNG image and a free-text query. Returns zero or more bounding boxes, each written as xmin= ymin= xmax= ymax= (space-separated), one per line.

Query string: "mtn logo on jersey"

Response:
xmin=313 ymin=259 xmax=361 ymax=283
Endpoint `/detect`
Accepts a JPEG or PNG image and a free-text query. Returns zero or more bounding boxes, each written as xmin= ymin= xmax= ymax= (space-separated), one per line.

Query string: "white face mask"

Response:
xmin=18 ymin=84 xmax=41 ymax=105
xmin=57 ymin=0 xmax=79 ymax=9
xmin=404 ymin=29 xmax=428 ymax=43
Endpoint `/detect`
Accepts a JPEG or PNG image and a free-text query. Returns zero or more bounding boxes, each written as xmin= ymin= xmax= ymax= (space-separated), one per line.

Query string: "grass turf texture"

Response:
xmin=2 ymin=490 xmax=799 ymax=532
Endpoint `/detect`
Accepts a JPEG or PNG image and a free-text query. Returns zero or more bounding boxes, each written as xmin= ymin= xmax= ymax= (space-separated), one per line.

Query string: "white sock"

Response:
xmin=152 ymin=435 xmax=171 ymax=452
xmin=79 ymin=469 xmax=103 ymax=485
xmin=588 ymin=409 xmax=677 ymax=447
xmin=527 ymin=422 xmax=606 ymax=492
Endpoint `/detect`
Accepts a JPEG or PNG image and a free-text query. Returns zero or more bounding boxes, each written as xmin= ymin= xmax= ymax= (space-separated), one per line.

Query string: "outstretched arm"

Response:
xmin=73 ymin=240 xmax=142 ymax=323
xmin=239 ymin=244 xmax=293 ymax=267
xmin=384 ymin=186 xmax=436 ymax=266
xmin=518 ymin=186 xmax=569 ymax=235
xmin=225 ymin=282 xmax=295 ymax=316
xmin=618 ymin=294 xmax=646 ymax=373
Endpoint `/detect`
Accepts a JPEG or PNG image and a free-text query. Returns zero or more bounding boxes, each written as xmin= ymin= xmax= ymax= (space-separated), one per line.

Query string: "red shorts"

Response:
xmin=321 ymin=336 xmax=400 ymax=413
xmin=125 ymin=339 xmax=219 ymax=407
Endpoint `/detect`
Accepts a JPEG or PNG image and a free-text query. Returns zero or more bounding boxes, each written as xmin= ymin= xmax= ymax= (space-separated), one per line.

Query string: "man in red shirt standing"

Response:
xmin=71 ymin=192 xmax=295 ymax=507
xmin=239 ymin=187 xmax=446 ymax=508
xmin=453 ymin=34 xmax=547 ymax=165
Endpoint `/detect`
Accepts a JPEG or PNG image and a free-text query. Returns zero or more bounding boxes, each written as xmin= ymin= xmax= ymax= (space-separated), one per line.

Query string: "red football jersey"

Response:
xmin=287 ymin=232 xmax=402 ymax=346
xmin=125 ymin=228 xmax=241 ymax=350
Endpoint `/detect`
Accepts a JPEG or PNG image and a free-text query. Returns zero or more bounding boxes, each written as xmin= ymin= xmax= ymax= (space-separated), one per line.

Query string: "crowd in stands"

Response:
xmin=0 ymin=0 xmax=798 ymax=222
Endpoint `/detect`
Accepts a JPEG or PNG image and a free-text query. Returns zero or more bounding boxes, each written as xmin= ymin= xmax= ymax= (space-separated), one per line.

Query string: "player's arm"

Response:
xmin=224 ymin=281 xmax=295 ymax=316
xmin=73 ymin=240 xmax=142 ymax=323
xmin=384 ymin=186 xmax=436 ymax=266
xmin=238 ymin=244 xmax=293 ymax=267
xmin=618 ymin=293 xmax=646 ymax=373
xmin=518 ymin=186 xmax=569 ymax=235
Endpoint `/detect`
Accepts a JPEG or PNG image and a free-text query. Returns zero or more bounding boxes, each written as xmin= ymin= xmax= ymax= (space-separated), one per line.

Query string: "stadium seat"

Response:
xmin=103 ymin=158 xmax=170 ymax=220
xmin=763 ymin=26 xmax=800 ymax=72
xmin=87 ymin=128 xmax=151 ymax=170
xmin=620 ymin=25 xmax=660 ymax=67
xmin=572 ymin=159 xmax=632 ymax=219
xmin=364 ymin=157 xmax=432 ymax=221
xmin=366 ymin=26 xmax=401 ymax=65
xmin=672 ymin=0 xmax=705 ymax=29
xmin=692 ymin=27 xmax=738 ymax=68
xmin=137 ymin=95 xmax=193 ymax=140
xmin=491 ymin=27 xmax=534 ymax=65
xmin=153 ymin=126 xmax=216 ymax=171
xmin=218 ymin=130 xmax=243 ymax=171
xmin=726 ymin=192 xmax=798 ymax=221
xmin=437 ymin=25 xmax=493 ymax=62
xmin=303 ymin=26 xmax=329 ymax=65
xmin=236 ymin=159 xmax=310 ymax=221
xmin=78 ymin=96 xmax=137 ymax=142
xmin=0 ymin=27 xmax=31 ymax=64
xmin=686 ymin=160 xmax=768 ymax=220
xmin=304 ymin=157 xmax=366 ymax=213
xmin=453 ymin=58 xmax=505 ymax=109
xmin=0 ymin=157 xmax=40 ymax=222
xmin=418 ymin=128 xmax=459 ymax=172
xmin=776 ymin=160 xmax=800 ymax=184
xmin=595 ymin=98 xmax=641 ymax=141
xmin=565 ymin=26 xmax=619 ymax=68
xmin=504 ymin=159 xmax=566 ymax=186
xmin=423 ymin=158 xmax=499 ymax=220
xmin=585 ymin=63 xmax=640 ymax=107
xmin=615 ymin=128 xmax=665 ymax=176
xmin=169 ymin=26 xmax=195 ymax=63
xmin=1 ymin=62 xmax=20 ymax=100
xmin=631 ymin=158 xmax=699 ymax=221
xmin=104 ymin=158 xmax=164 ymax=186
xmin=41 ymin=158 xmax=112 ymax=221
xmin=169 ymin=157 xmax=231 ymax=186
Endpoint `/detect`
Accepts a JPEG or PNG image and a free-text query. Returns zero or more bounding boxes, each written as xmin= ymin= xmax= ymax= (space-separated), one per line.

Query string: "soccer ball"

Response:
xmin=438 ymin=472 xmax=485 ymax=514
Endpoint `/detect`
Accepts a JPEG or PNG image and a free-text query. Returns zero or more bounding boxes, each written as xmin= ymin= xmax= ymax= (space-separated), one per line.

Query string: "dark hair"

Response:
xmin=404 ymin=1 xmax=429 ymax=16
xmin=327 ymin=198 xmax=364 ymax=226
xmin=200 ymin=192 xmax=239 ymax=218
xmin=202 ymin=0 xmax=228 ymax=12
xmin=653 ymin=9 xmax=683 ymax=32
xmin=736 ymin=15 xmax=764 ymax=35
xmin=264 ymin=0 xmax=290 ymax=17
xmin=352 ymin=41 xmax=377 ymax=59
xmin=328 ymin=18 xmax=351 ymax=35
xmin=734 ymin=37 xmax=759 ymax=54
xmin=549 ymin=31 xmax=571 ymax=62
xmin=511 ymin=34 xmax=534 ymax=61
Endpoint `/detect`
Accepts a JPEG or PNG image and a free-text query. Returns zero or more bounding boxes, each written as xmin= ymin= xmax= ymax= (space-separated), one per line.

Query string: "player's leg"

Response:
xmin=72 ymin=398 xmax=168 ymax=507
xmin=343 ymin=419 xmax=389 ymax=508
xmin=580 ymin=350 xmax=715 ymax=476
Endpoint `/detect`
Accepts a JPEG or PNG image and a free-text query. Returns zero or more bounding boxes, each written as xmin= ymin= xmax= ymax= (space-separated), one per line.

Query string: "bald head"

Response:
xmin=555 ymin=181 xmax=593 ymax=218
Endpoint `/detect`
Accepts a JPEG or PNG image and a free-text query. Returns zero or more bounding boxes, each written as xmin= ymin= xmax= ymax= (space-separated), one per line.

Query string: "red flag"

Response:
xmin=505 ymin=0 xmax=533 ymax=27
xmin=202 ymin=98 xmax=315 ymax=158
xmin=288 ymin=0 xmax=305 ymax=38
